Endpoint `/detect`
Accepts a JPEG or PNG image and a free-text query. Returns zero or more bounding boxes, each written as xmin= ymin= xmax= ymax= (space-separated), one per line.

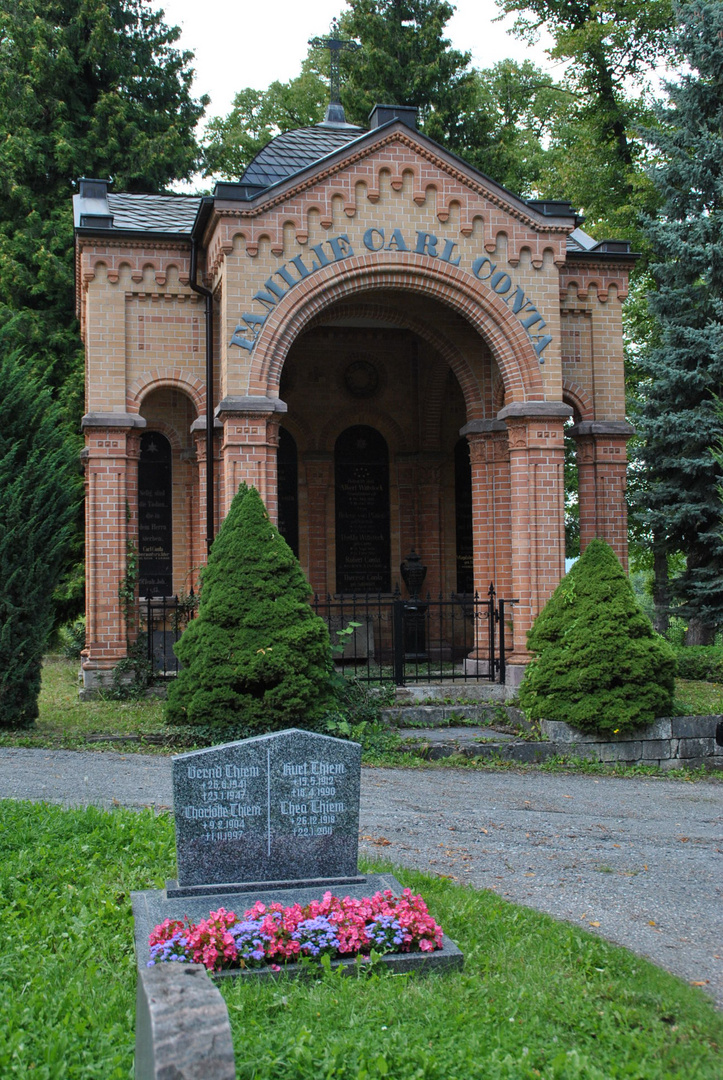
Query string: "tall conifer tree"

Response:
xmin=0 ymin=350 xmax=81 ymax=727
xmin=640 ymin=1 xmax=723 ymax=643
xmin=0 ymin=0 xmax=207 ymax=401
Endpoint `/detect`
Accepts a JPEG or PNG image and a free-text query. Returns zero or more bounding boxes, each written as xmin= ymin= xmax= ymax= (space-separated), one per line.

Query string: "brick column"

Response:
xmin=215 ymin=396 xmax=287 ymax=522
xmin=303 ymin=454 xmax=333 ymax=595
xmin=461 ymin=421 xmax=511 ymax=598
xmin=498 ymin=403 xmax=572 ymax=680
xmin=80 ymin=412 xmax=146 ymax=693
xmin=460 ymin=421 xmax=511 ymax=675
xmin=190 ymin=415 xmax=223 ymax=567
xmin=572 ymin=420 xmax=634 ymax=570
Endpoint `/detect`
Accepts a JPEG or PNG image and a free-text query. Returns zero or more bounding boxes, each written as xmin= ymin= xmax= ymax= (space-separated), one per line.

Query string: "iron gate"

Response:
xmin=312 ymin=584 xmax=516 ymax=686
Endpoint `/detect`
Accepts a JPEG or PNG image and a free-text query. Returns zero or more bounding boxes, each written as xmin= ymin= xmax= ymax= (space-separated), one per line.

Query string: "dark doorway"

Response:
xmin=138 ymin=431 xmax=173 ymax=597
xmin=277 ymin=427 xmax=299 ymax=556
xmin=335 ymin=425 xmax=391 ymax=594
xmin=455 ymin=438 xmax=474 ymax=595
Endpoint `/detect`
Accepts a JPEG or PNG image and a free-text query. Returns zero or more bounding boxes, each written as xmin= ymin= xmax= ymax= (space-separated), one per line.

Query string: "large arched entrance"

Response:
xmin=273 ymin=284 xmax=506 ymax=604
xmin=222 ymin=264 xmax=569 ymax=675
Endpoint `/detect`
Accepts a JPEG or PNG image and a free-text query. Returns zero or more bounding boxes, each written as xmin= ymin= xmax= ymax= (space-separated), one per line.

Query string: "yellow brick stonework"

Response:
xmin=76 ymin=123 xmax=634 ymax=690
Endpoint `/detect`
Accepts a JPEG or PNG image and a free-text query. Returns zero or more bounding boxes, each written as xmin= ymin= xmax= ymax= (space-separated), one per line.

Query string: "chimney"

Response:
xmin=368 ymin=104 xmax=418 ymax=130
xmin=76 ymin=177 xmax=113 ymax=230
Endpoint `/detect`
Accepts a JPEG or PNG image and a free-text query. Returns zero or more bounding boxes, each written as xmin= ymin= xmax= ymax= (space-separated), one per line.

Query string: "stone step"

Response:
xmin=391 ymin=682 xmax=510 ymax=704
xmin=381 ymin=703 xmax=527 ymax=729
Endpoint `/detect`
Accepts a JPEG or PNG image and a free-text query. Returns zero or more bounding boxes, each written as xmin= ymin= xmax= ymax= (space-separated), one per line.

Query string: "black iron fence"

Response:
xmin=137 ymin=594 xmax=197 ymax=676
xmin=134 ymin=585 xmax=515 ymax=686
xmin=312 ymin=585 xmax=516 ymax=686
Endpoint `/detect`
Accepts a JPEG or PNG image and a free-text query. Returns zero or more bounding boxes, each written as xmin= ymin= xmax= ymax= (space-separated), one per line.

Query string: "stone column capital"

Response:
xmin=81 ymin=412 xmax=147 ymax=430
xmin=570 ymin=420 xmax=635 ymax=439
xmin=215 ymin=396 xmax=287 ymax=418
xmin=497 ymin=401 xmax=573 ymax=423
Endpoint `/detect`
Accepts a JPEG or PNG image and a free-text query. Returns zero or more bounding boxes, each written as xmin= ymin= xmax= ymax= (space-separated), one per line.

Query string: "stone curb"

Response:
xmin=396 ymin=712 xmax=723 ymax=770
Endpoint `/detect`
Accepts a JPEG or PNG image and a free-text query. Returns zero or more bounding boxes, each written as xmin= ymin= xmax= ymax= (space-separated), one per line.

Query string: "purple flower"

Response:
xmin=365 ymin=916 xmax=404 ymax=952
xmin=291 ymin=916 xmax=340 ymax=957
xmin=228 ymin=919 xmax=270 ymax=966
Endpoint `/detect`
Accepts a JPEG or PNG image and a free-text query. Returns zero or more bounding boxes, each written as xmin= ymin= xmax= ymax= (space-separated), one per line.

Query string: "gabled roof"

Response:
xmin=107 ymin=193 xmax=200 ymax=233
xmin=72 ymin=125 xmax=634 ymax=259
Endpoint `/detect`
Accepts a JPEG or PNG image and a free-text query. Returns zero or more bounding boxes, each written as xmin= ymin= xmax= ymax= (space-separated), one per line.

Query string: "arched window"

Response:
xmin=138 ymin=431 xmax=173 ymax=597
xmin=335 ymin=425 xmax=391 ymax=594
xmin=454 ymin=438 xmax=474 ymax=594
xmin=277 ymin=427 xmax=299 ymax=557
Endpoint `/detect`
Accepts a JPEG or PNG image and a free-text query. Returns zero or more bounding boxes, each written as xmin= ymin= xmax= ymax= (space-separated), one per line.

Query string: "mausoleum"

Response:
xmin=74 ymin=100 xmax=634 ymax=693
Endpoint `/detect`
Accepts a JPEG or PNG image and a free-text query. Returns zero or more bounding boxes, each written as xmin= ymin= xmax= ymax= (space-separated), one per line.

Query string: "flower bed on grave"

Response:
xmin=148 ymin=888 xmax=443 ymax=973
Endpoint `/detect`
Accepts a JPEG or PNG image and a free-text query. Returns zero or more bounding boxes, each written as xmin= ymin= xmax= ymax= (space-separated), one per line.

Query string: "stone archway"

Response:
xmin=246 ymin=255 xmax=545 ymax=407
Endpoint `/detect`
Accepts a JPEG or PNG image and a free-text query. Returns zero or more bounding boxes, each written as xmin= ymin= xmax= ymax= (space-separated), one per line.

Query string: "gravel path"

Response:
xmin=1 ymin=747 xmax=721 ymax=1007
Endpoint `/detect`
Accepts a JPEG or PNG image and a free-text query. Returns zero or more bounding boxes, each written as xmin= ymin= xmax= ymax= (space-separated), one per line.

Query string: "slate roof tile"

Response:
xmin=106 ymin=193 xmax=200 ymax=234
xmin=241 ymin=125 xmax=365 ymax=188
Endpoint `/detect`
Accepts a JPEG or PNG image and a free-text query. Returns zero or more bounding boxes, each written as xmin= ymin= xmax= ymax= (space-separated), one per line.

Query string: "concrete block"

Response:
xmin=671 ymin=715 xmax=721 ymax=739
xmin=442 ymin=704 xmax=495 ymax=722
xmin=465 ymin=741 xmax=557 ymax=763
xmin=640 ymin=717 xmax=673 ymax=740
xmin=504 ymin=664 xmax=526 ymax=689
xmin=502 ymin=742 xmax=558 ymax=763
xmin=677 ymin=738 xmax=715 ymax=759
xmin=598 ymin=741 xmax=643 ymax=763
xmin=540 ymin=720 xmax=596 ymax=743
xmin=135 ymin=964 xmax=235 ymax=1080
xmin=641 ymin=739 xmax=672 ymax=760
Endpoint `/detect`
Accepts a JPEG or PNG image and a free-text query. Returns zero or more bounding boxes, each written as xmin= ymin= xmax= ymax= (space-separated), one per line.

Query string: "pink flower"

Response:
xmin=149 ymin=889 xmax=443 ymax=971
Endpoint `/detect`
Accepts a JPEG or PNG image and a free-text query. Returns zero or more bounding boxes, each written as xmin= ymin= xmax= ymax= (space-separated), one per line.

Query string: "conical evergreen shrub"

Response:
xmin=165 ymin=484 xmax=333 ymax=737
xmin=519 ymin=540 xmax=676 ymax=734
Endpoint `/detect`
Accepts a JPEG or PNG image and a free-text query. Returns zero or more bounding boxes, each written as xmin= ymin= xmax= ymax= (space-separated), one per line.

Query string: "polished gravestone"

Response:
xmin=169 ymin=729 xmax=363 ymax=895
xmin=131 ymin=728 xmax=463 ymax=978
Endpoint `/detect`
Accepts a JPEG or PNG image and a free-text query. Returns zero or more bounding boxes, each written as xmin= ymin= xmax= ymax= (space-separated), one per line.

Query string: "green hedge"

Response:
xmin=673 ymin=645 xmax=723 ymax=683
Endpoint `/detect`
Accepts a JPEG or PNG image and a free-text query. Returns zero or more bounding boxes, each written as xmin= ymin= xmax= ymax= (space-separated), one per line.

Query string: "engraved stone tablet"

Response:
xmin=171 ymin=729 xmax=362 ymax=891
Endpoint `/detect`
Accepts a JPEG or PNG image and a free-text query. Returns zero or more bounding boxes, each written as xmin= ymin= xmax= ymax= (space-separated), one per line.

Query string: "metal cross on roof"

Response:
xmin=309 ymin=18 xmax=361 ymax=109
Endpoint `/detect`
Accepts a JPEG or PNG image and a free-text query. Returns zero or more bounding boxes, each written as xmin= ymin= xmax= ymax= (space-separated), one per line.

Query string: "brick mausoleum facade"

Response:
xmin=74 ymin=104 xmax=634 ymax=693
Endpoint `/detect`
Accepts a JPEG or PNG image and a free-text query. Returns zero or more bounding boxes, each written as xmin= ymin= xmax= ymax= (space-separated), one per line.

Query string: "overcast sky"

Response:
xmin=155 ymin=0 xmax=558 ymax=123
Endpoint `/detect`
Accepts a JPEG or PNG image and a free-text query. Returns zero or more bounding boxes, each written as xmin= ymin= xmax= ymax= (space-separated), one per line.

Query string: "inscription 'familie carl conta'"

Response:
xmin=230 ymin=228 xmax=553 ymax=361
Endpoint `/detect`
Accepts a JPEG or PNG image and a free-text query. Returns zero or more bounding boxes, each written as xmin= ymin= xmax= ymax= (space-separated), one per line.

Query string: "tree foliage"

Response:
xmin=204 ymin=68 xmax=328 ymax=179
xmin=337 ymin=0 xmax=474 ymax=145
xmin=496 ymin=0 xmax=674 ymax=241
xmin=638 ymin=1 xmax=723 ymax=643
xmin=0 ymin=0 xmax=208 ymax=398
xmin=165 ymin=485 xmax=333 ymax=737
xmin=519 ymin=540 xmax=676 ymax=734
xmin=0 ymin=349 xmax=82 ymax=727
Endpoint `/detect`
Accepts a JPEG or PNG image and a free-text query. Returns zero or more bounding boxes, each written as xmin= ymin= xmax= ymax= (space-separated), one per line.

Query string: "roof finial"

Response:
xmin=309 ymin=18 xmax=361 ymax=124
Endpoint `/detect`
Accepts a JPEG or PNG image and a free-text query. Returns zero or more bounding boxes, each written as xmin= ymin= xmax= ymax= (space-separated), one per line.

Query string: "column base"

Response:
xmin=503 ymin=663 xmax=527 ymax=690
xmin=80 ymin=658 xmax=131 ymax=698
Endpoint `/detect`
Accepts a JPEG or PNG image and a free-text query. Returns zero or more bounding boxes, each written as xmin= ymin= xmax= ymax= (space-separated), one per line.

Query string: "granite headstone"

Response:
xmin=169 ymin=729 xmax=363 ymax=895
xmin=131 ymin=728 xmax=464 ymax=979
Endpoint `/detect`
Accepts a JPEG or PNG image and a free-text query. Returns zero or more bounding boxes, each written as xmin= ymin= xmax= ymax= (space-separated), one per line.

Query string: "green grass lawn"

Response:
xmin=1 ymin=801 xmax=721 ymax=1079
